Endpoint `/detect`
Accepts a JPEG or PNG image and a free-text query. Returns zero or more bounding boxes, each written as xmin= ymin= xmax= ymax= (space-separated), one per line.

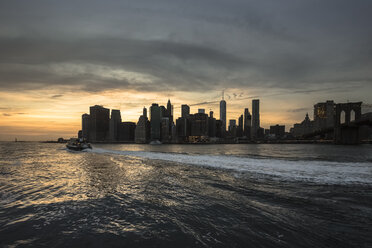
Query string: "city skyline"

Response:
xmin=1 ymin=0 xmax=372 ymax=140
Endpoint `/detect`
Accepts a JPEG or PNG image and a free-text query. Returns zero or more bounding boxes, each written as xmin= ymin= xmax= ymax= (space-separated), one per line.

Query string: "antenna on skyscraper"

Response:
xmin=222 ymin=90 xmax=224 ymax=100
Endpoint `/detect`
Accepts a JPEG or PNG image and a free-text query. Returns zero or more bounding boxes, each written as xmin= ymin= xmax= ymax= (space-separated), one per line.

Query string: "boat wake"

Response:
xmin=88 ymin=148 xmax=372 ymax=185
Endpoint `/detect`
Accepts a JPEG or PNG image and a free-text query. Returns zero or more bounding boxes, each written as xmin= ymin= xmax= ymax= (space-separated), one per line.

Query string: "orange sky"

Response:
xmin=1 ymin=87 xmax=371 ymax=141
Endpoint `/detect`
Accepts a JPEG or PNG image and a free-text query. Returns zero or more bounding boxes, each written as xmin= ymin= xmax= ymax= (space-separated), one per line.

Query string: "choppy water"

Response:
xmin=1 ymin=142 xmax=372 ymax=247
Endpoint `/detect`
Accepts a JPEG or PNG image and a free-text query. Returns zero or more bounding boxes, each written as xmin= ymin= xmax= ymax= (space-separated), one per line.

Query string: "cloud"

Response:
xmin=3 ymin=113 xmax=11 ymax=116
xmin=0 ymin=0 xmax=371 ymax=94
xmin=287 ymin=108 xmax=310 ymax=113
xmin=51 ymin=94 xmax=63 ymax=98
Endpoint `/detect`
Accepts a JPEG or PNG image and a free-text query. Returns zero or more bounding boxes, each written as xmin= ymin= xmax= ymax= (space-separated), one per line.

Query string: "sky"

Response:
xmin=0 ymin=0 xmax=372 ymax=141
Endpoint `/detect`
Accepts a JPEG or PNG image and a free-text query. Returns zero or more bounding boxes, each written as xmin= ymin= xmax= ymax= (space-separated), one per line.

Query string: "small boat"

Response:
xmin=66 ymin=138 xmax=92 ymax=151
xmin=149 ymin=140 xmax=162 ymax=145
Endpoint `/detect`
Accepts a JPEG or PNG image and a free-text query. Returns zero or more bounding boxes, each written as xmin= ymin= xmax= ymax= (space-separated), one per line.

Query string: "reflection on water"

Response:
xmin=0 ymin=142 xmax=372 ymax=247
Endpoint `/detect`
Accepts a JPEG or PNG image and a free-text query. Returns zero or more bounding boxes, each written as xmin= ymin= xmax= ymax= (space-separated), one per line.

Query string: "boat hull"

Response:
xmin=66 ymin=144 xmax=91 ymax=151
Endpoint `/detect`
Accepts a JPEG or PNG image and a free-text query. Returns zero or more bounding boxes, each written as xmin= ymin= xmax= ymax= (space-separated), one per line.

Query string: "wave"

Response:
xmin=88 ymin=148 xmax=372 ymax=185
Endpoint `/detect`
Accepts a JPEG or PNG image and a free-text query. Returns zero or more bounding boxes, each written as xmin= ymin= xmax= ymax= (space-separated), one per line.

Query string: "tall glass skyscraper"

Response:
xmin=220 ymin=99 xmax=226 ymax=131
xmin=150 ymin=103 xmax=162 ymax=141
xmin=251 ymin=99 xmax=260 ymax=139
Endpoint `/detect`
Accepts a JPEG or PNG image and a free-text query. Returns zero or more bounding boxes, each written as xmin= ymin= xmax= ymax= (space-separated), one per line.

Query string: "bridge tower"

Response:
xmin=334 ymin=102 xmax=362 ymax=144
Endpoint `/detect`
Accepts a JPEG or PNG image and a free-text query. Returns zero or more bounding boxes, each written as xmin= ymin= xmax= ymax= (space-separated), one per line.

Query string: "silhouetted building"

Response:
xmin=165 ymin=99 xmax=173 ymax=136
xmin=109 ymin=109 xmax=121 ymax=141
xmin=181 ymin=104 xmax=190 ymax=118
xmin=228 ymin=119 xmax=237 ymax=137
xmin=216 ymin=120 xmax=223 ymax=138
xmin=176 ymin=117 xmax=190 ymax=142
xmin=135 ymin=107 xmax=150 ymax=143
xmin=291 ymin=113 xmax=314 ymax=137
xmin=161 ymin=117 xmax=170 ymax=142
xmin=220 ymin=99 xmax=226 ymax=132
xmin=208 ymin=111 xmax=216 ymax=137
xmin=78 ymin=130 xmax=82 ymax=139
xmin=189 ymin=113 xmax=209 ymax=137
xmin=270 ymin=125 xmax=285 ymax=138
xmin=314 ymin=100 xmax=335 ymax=130
xmin=251 ymin=99 xmax=260 ymax=139
xmin=244 ymin=108 xmax=251 ymax=139
xmin=82 ymin=113 xmax=90 ymax=141
xmin=150 ymin=103 xmax=162 ymax=141
xmin=118 ymin=122 xmax=136 ymax=142
xmin=198 ymin=109 xmax=205 ymax=114
xmin=237 ymin=114 xmax=244 ymax=137
xmin=89 ymin=105 xmax=110 ymax=142
xmin=257 ymin=127 xmax=265 ymax=139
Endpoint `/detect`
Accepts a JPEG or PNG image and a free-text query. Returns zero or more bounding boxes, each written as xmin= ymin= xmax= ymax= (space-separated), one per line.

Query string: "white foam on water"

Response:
xmin=88 ymin=148 xmax=372 ymax=184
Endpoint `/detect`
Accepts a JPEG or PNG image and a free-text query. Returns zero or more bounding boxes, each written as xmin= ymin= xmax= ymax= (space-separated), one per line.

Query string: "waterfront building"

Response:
xmin=291 ymin=113 xmax=314 ymax=137
xmin=270 ymin=124 xmax=285 ymax=138
xmin=118 ymin=122 xmax=136 ymax=142
xmin=82 ymin=113 xmax=90 ymax=141
xmin=189 ymin=113 xmax=209 ymax=137
xmin=161 ymin=117 xmax=170 ymax=142
xmin=166 ymin=99 xmax=173 ymax=135
xmin=244 ymin=108 xmax=251 ymax=139
xmin=134 ymin=107 xmax=150 ymax=143
xmin=237 ymin=114 xmax=244 ymax=137
xmin=314 ymin=100 xmax=335 ymax=130
xmin=176 ymin=117 xmax=189 ymax=142
xmin=109 ymin=109 xmax=121 ymax=141
xmin=228 ymin=119 xmax=237 ymax=137
xmin=220 ymin=98 xmax=226 ymax=132
xmin=208 ymin=111 xmax=216 ymax=138
xmin=89 ymin=105 xmax=110 ymax=142
xmin=150 ymin=103 xmax=162 ymax=141
xmin=251 ymin=99 xmax=260 ymax=139
xmin=181 ymin=104 xmax=190 ymax=118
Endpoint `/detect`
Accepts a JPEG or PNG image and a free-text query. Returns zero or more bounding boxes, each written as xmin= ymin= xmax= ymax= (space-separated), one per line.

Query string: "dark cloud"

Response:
xmin=51 ymin=95 xmax=63 ymax=98
xmin=3 ymin=113 xmax=11 ymax=116
xmin=287 ymin=108 xmax=310 ymax=113
xmin=0 ymin=0 xmax=371 ymax=94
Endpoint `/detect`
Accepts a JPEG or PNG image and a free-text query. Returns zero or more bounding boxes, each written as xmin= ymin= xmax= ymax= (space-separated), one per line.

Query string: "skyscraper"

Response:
xmin=143 ymin=106 xmax=147 ymax=118
xmin=89 ymin=105 xmax=110 ymax=142
xmin=237 ymin=114 xmax=243 ymax=137
xmin=135 ymin=107 xmax=150 ymax=143
xmin=220 ymin=93 xmax=226 ymax=132
xmin=150 ymin=103 xmax=162 ymax=141
xmin=109 ymin=109 xmax=121 ymax=141
xmin=244 ymin=108 xmax=252 ymax=138
xmin=82 ymin=113 xmax=90 ymax=140
xmin=181 ymin=104 xmax=190 ymax=118
xmin=251 ymin=99 xmax=260 ymax=139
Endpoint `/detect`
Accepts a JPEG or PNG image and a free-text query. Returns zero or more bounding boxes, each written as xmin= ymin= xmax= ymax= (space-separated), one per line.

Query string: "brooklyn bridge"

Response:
xmin=301 ymin=102 xmax=372 ymax=145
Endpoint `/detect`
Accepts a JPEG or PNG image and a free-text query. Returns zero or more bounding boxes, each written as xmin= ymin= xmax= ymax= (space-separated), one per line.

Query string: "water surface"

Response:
xmin=1 ymin=142 xmax=372 ymax=247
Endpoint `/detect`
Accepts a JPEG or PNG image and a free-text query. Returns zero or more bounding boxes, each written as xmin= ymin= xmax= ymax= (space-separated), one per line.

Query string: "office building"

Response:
xmin=270 ymin=125 xmax=285 ymax=138
xmin=251 ymin=99 xmax=260 ymax=139
xmin=181 ymin=104 xmax=190 ymax=118
xmin=161 ymin=117 xmax=170 ymax=142
xmin=220 ymin=99 xmax=226 ymax=132
xmin=314 ymin=100 xmax=335 ymax=130
xmin=118 ymin=122 xmax=136 ymax=142
xmin=189 ymin=113 xmax=209 ymax=137
xmin=135 ymin=107 xmax=150 ymax=143
xmin=82 ymin=113 xmax=90 ymax=140
xmin=208 ymin=111 xmax=216 ymax=137
xmin=150 ymin=103 xmax=162 ymax=141
xmin=89 ymin=105 xmax=110 ymax=142
xmin=109 ymin=109 xmax=121 ymax=141
xmin=244 ymin=108 xmax=251 ymax=139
